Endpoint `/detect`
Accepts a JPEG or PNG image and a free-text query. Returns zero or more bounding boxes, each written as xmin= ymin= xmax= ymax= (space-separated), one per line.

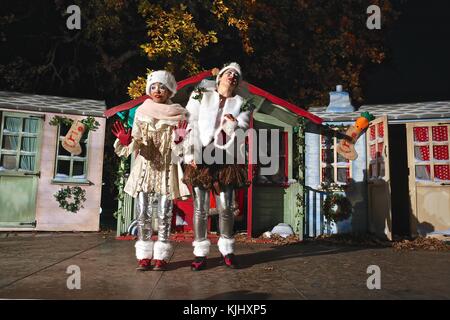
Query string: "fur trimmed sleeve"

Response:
xmin=236 ymin=110 xmax=250 ymax=130
xmin=114 ymin=138 xmax=139 ymax=158
xmin=183 ymin=92 xmax=201 ymax=163
xmin=185 ymin=92 xmax=200 ymax=123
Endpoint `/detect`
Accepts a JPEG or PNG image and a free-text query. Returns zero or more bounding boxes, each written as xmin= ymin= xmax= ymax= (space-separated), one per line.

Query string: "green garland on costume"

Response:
xmin=192 ymin=86 xmax=208 ymax=101
xmin=54 ymin=186 xmax=86 ymax=213
xmin=192 ymin=85 xmax=256 ymax=114
xmin=49 ymin=115 xmax=100 ymax=132
xmin=322 ymin=193 xmax=352 ymax=222
xmin=241 ymin=97 xmax=256 ymax=113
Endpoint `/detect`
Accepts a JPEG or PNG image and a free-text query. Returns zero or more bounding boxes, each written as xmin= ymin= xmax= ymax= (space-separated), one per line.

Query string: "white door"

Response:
xmin=0 ymin=112 xmax=43 ymax=227
xmin=366 ymin=115 xmax=392 ymax=240
xmin=407 ymin=122 xmax=450 ymax=236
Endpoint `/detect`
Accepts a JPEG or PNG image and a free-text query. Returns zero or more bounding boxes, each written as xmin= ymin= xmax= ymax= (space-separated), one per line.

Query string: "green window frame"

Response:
xmin=0 ymin=112 xmax=42 ymax=174
xmin=52 ymin=122 xmax=90 ymax=184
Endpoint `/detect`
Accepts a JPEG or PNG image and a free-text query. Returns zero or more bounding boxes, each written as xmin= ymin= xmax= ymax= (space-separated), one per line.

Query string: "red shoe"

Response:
xmin=223 ymin=254 xmax=237 ymax=269
xmin=153 ymin=259 xmax=167 ymax=271
xmin=191 ymin=256 xmax=207 ymax=271
xmin=136 ymin=258 xmax=152 ymax=271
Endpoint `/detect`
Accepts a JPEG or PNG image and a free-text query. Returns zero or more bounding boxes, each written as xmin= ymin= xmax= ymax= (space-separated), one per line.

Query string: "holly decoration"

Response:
xmin=192 ymin=86 xmax=208 ymax=101
xmin=49 ymin=115 xmax=73 ymax=127
xmin=80 ymin=116 xmax=101 ymax=131
xmin=241 ymin=97 xmax=256 ymax=113
xmin=49 ymin=115 xmax=100 ymax=132
xmin=54 ymin=186 xmax=87 ymax=213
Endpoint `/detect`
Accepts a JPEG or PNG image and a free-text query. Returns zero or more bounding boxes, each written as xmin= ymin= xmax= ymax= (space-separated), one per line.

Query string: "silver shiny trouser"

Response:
xmin=193 ymin=186 xmax=234 ymax=241
xmin=136 ymin=192 xmax=173 ymax=242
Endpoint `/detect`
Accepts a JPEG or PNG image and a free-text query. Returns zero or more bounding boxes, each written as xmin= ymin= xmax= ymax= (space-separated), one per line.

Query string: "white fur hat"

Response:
xmin=216 ymin=62 xmax=242 ymax=85
xmin=146 ymin=70 xmax=177 ymax=97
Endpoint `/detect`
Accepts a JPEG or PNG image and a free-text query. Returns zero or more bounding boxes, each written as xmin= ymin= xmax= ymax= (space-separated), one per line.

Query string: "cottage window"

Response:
xmin=53 ymin=123 xmax=89 ymax=183
xmin=0 ymin=113 xmax=41 ymax=172
xmin=412 ymin=125 xmax=450 ymax=182
xmin=320 ymin=130 xmax=352 ymax=184
xmin=367 ymin=121 xmax=386 ymax=179
xmin=254 ymin=130 xmax=288 ymax=186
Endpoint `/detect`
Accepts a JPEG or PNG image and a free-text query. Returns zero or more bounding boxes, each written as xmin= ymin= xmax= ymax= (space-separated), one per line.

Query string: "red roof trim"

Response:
xmin=176 ymin=70 xmax=213 ymax=91
xmin=104 ymin=70 xmax=323 ymax=124
xmin=104 ymin=94 xmax=149 ymax=118
xmin=246 ymin=83 xmax=323 ymax=124
xmin=103 ymin=70 xmax=213 ymax=118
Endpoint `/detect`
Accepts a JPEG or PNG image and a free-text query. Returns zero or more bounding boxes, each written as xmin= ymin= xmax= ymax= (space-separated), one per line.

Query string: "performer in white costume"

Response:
xmin=183 ymin=62 xmax=251 ymax=271
xmin=112 ymin=70 xmax=190 ymax=271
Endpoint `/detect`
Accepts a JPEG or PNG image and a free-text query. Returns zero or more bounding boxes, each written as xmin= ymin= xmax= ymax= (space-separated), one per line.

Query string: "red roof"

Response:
xmin=103 ymin=70 xmax=323 ymax=124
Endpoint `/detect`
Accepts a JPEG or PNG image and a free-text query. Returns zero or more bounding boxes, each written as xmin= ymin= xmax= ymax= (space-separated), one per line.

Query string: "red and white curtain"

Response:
xmin=413 ymin=126 xmax=449 ymax=181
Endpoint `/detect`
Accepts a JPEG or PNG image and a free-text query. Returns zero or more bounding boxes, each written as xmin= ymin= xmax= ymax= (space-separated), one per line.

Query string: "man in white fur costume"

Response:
xmin=112 ymin=70 xmax=190 ymax=271
xmin=183 ymin=62 xmax=251 ymax=271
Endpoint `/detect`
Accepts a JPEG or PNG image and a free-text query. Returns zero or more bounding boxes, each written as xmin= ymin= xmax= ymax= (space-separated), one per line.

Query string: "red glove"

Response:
xmin=112 ymin=120 xmax=132 ymax=146
xmin=174 ymin=120 xmax=191 ymax=145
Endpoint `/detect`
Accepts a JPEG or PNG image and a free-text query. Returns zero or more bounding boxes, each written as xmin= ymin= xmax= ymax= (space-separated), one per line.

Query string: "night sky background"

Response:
xmin=363 ymin=0 xmax=450 ymax=104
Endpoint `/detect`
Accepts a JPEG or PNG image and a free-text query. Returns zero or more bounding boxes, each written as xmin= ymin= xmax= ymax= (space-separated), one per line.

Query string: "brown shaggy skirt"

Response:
xmin=182 ymin=164 xmax=250 ymax=192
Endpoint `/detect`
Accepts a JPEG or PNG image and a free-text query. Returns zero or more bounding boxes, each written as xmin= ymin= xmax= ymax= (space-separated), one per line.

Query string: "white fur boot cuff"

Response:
xmin=135 ymin=240 xmax=154 ymax=260
xmin=153 ymin=241 xmax=173 ymax=261
xmin=193 ymin=239 xmax=211 ymax=257
xmin=218 ymin=237 xmax=235 ymax=256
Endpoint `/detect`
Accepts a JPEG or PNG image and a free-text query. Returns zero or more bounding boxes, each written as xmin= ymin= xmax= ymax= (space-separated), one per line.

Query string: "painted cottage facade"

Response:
xmin=0 ymin=91 xmax=106 ymax=231
xmin=306 ymin=99 xmax=450 ymax=239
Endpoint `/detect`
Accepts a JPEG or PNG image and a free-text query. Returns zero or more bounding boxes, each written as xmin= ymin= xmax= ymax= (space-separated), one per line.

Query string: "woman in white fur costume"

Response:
xmin=183 ymin=62 xmax=251 ymax=271
xmin=112 ymin=70 xmax=190 ymax=271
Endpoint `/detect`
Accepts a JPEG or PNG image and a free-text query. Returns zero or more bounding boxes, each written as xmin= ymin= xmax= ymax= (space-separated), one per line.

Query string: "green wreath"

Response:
xmin=322 ymin=193 xmax=352 ymax=222
xmin=54 ymin=186 xmax=87 ymax=213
